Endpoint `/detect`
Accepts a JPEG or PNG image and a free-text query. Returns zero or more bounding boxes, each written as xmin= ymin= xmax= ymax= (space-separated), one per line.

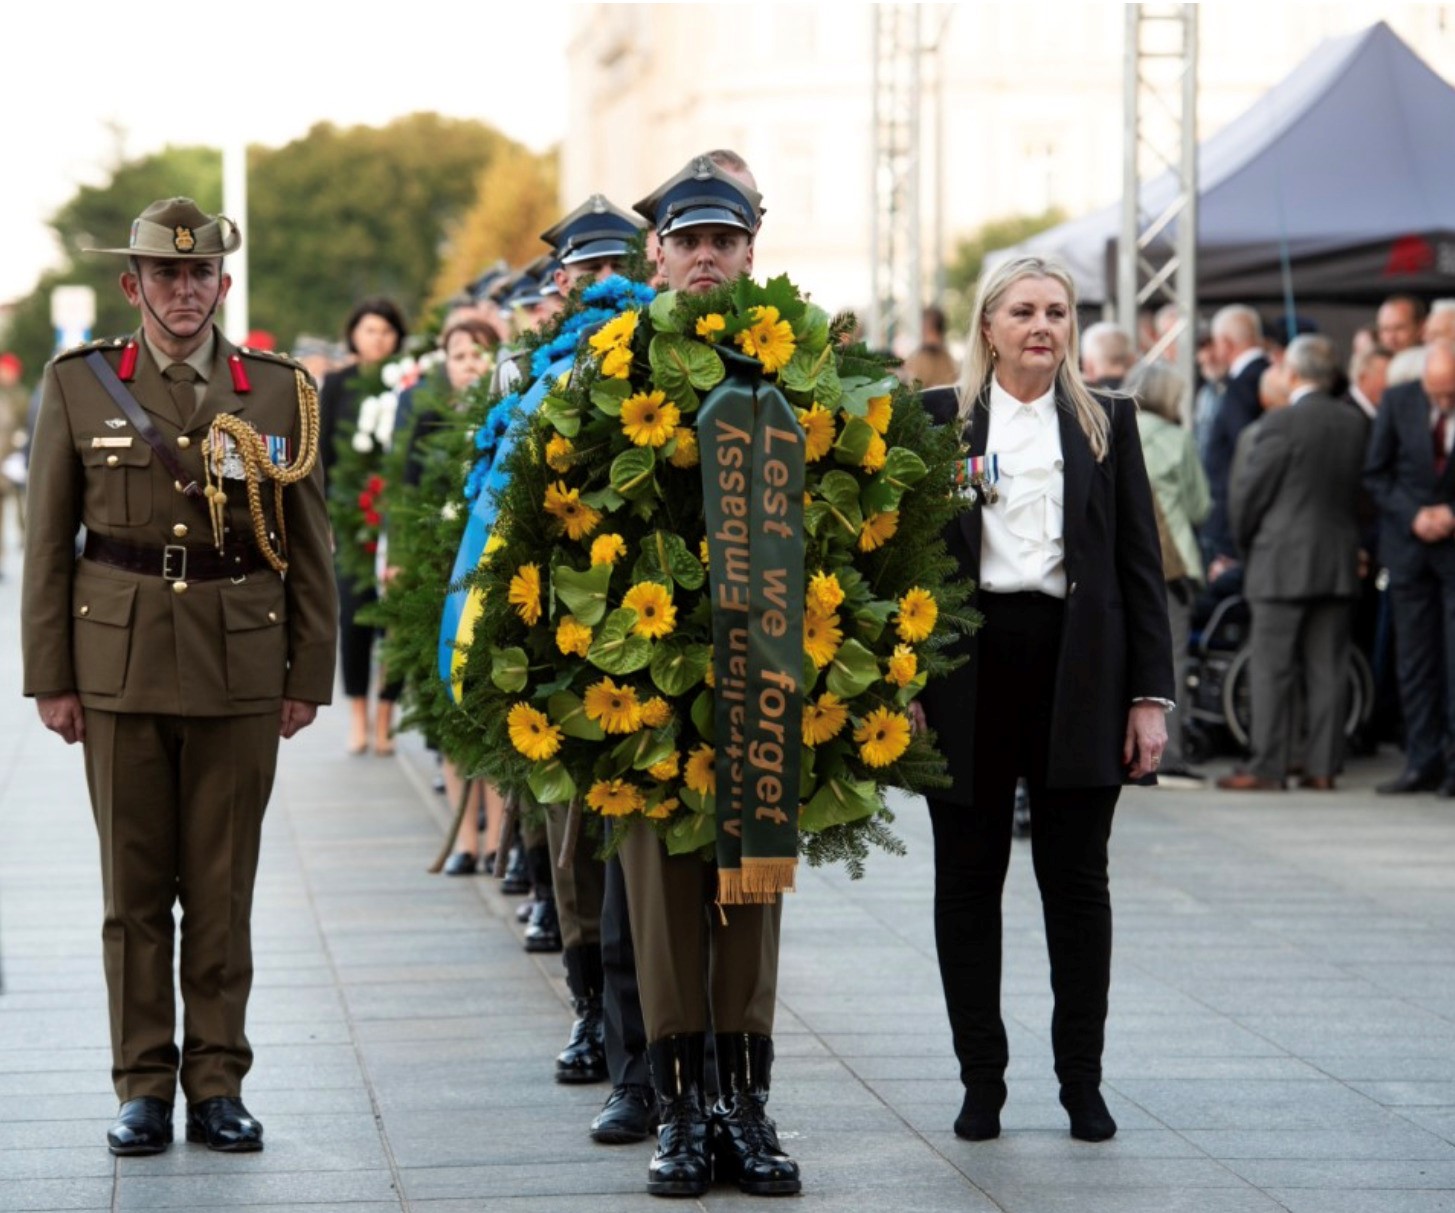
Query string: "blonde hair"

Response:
xmin=956 ymin=255 xmax=1111 ymax=461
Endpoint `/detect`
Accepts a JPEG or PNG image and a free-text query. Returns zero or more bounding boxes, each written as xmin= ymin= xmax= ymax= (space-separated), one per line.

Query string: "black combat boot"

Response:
xmin=710 ymin=1033 xmax=801 ymax=1195
xmin=499 ymin=841 xmax=532 ymax=894
xmin=557 ymin=946 xmax=607 ymax=1083
xmin=523 ymin=895 xmax=562 ymax=953
xmin=646 ymin=1034 xmax=711 ymax=1198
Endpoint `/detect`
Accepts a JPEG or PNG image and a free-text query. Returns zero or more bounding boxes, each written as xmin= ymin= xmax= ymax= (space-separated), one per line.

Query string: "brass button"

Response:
xmin=106 ymin=454 xmax=119 ymax=467
xmin=177 ymin=435 xmax=191 ymax=449
xmin=171 ymin=580 xmax=188 ymax=595
xmin=79 ymin=605 xmax=90 ymax=617
xmin=267 ymin=611 xmax=278 ymax=623
xmin=172 ymin=523 xmax=188 ymax=539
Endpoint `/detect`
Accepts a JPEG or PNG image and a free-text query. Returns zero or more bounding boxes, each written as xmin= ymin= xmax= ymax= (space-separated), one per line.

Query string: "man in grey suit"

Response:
xmin=1364 ymin=341 xmax=1455 ymax=795
xmin=1219 ymin=335 xmax=1370 ymax=791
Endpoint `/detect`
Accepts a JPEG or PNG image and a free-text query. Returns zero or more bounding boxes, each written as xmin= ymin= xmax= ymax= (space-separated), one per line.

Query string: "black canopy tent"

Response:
xmin=992 ymin=21 xmax=1455 ymax=309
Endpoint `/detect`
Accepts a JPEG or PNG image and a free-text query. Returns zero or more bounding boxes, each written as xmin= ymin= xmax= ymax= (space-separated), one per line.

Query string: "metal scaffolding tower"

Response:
xmin=1118 ymin=4 xmax=1199 ymax=407
xmin=868 ymin=5 xmax=922 ymax=355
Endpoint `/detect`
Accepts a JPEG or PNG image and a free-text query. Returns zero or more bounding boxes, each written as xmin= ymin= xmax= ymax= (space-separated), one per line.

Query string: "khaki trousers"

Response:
xmin=543 ymin=802 xmax=604 ymax=951
xmin=82 ymin=709 xmax=279 ymax=1103
xmin=617 ymin=820 xmax=781 ymax=1042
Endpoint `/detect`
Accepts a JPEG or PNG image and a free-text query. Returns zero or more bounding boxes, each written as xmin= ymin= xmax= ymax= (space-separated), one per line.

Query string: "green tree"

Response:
xmin=4 ymin=145 xmax=219 ymax=378
xmin=943 ymin=208 xmax=1066 ymax=333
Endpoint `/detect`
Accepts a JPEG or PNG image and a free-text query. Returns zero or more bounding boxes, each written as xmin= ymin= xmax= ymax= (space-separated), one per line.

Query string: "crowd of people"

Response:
xmin=12 ymin=161 xmax=1454 ymax=1203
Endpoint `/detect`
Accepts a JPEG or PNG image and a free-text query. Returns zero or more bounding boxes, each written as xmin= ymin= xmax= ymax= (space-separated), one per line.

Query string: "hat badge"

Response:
xmin=590 ymin=195 xmax=607 ymax=214
xmin=692 ymin=155 xmax=713 ymax=180
xmin=173 ymin=226 xmax=196 ymax=252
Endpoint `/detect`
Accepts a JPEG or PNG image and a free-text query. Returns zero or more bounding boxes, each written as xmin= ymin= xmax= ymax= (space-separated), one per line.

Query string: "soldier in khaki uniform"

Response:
xmin=622 ymin=154 xmax=800 ymax=1199
xmin=21 ymin=198 xmax=337 ymax=1156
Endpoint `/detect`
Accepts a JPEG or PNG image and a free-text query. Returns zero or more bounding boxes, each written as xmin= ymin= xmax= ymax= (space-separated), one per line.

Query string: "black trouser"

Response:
xmin=926 ymin=591 xmax=1118 ymax=1086
xmin=337 ymin=571 xmax=401 ymax=701
xmin=1390 ymin=568 xmax=1455 ymax=776
xmin=601 ymin=826 xmax=650 ymax=1089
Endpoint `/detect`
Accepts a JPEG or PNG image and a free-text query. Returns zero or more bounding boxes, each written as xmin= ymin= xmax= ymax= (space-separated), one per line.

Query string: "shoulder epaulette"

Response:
xmin=236 ymin=346 xmax=306 ymax=372
xmin=52 ymin=336 xmax=128 ymax=364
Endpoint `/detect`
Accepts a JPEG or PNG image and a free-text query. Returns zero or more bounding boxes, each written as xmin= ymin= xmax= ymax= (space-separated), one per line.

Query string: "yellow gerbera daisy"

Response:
xmin=795 ymin=404 xmax=835 ymax=462
xmin=695 ymin=313 xmax=726 ymax=338
xmin=896 ymin=587 xmax=939 ymax=644
xmin=699 ymin=537 xmax=710 ymax=566
xmin=807 ymin=570 xmax=845 ymax=616
xmin=647 ymin=751 xmax=680 ymax=781
xmin=601 ymin=344 xmax=633 ymax=379
xmin=668 ymin=428 xmax=700 ymax=468
xmin=640 ymin=697 xmax=673 ymax=728
xmin=545 ymin=434 xmax=575 ymax=473
xmin=507 ymin=703 xmax=562 ymax=762
xmin=802 ymin=692 xmax=849 ymax=746
xmin=588 ymin=310 xmax=638 ymax=360
xmin=859 ymin=510 xmax=900 ymax=552
xmin=854 ymin=707 xmax=912 ymax=768
xmin=586 ymin=778 xmax=645 ymax=817
xmin=685 ymin=744 xmax=716 ymax=796
xmin=622 ymin=582 xmax=677 ymax=639
xmin=507 ymin=564 xmax=542 ymax=626
xmin=704 ymin=651 xmax=716 ymax=687
xmin=861 ymin=432 xmax=887 ymax=473
xmin=620 ymin=390 xmax=681 ymax=448
xmin=583 ymin=678 xmax=643 ymax=734
xmin=644 ymin=796 xmax=679 ymax=820
xmin=555 ymin=615 xmax=593 ymax=658
xmin=735 ymin=305 xmax=797 ymax=374
xmin=886 ymin=644 xmax=918 ymax=687
xmin=590 ymin=533 xmax=628 ymax=566
xmin=803 ymin=610 xmax=843 ymax=669
xmin=543 ymin=481 xmax=601 ymax=541
xmin=864 ymin=394 xmax=893 ymax=435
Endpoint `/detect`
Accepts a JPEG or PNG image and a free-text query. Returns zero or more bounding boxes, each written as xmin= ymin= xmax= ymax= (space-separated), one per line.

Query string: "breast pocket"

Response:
xmin=81 ymin=443 xmax=153 ymax=527
xmin=72 ymin=575 xmax=137 ymax=696
xmin=221 ymin=585 xmax=288 ymax=701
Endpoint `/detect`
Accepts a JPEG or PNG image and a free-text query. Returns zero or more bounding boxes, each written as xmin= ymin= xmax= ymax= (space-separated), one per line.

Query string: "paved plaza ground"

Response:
xmin=4 ymin=555 xmax=1455 ymax=1213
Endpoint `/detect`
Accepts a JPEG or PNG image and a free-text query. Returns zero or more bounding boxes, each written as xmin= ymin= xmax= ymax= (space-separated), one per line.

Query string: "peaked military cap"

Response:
xmin=540 ymin=195 xmax=643 ymax=266
xmin=634 ymin=156 xmax=762 ymax=237
xmin=84 ymin=196 xmax=242 ymax=258
xmin=501 ymin=268 xmax=547 ymax=310
xmin=469 ymin=260 xmax=510 ymax=303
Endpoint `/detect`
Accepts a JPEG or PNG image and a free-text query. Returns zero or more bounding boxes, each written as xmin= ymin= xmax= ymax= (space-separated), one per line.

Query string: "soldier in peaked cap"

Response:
xmin=22 ymin=197 xmax=337 ymax=1157
xmin=618 ymin=153 xmax=800 ymax=1200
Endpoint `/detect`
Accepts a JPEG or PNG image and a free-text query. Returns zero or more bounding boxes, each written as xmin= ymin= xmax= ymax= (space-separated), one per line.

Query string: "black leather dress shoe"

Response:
xmin=442 ymin=851 xmax=477 ymax=876
xmin=1378 ymin=769 xmax=1442 ymax=794
xmin=1060 ymin=1081 xmax=1117 ymax=1142
xmin=591 ymin=1083 xmax=657 ymax=1143
xmin=185 ymin=1096 xmax=264 ymax=1152
xmin=1438 ymin=776 xmax=1455 ymax=799
xmin=107 ymin=1097 xmax=173 ymax=1155
xmin=499 ymin=844 xmax=532 ymax=894
xmin=524 ymin=897 xmax=563 ymax=953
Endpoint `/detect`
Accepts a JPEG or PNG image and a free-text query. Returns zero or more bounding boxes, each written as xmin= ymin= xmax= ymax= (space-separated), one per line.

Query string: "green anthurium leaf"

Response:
xmin=778 ymin=344 xmax=835 ymax=396
xmin=665 ymin=806 xmax=717 ymax=855
xmin=590 ymin=377 xmax=632 ymax=416
xmin=690 ymin=688 xmax=715 ymax=743
xmin=580 ymin=486 xmax=625 ymax=513
xmin=610 ymin=447 xmax=657 ymax=499
xmin=817 ymin=470 xmax=864 ymax=541
xmin=812 ymin=360 xmax=843 ymax=410
xmin=799 ymin=746 xmax=817 ymax=799
xmin=803 ymin=650 xmax=822 ymax=695
xmin=837 ymin=373 xmax=901 ymax=418
xmin=881 ymin=446 xmax=929 ymax=488
xmin=587 ymin=608 xmax=653 ymax=674
xmin=539 ymin=394 xmax=583 ymax=437
xmin=803 ymin=499 xmax=829 ymax=538
xmin=650 ymin=333 xmax=726 ymax=396
xmin=528 ymin=760 xmax=577 ymax=806
xmin=825 ymin=638 xmax=880 ymax=699
xmin=894 ymin=670 xmax=929 ymax=707
xmin=833 ymin=417 xmax=875 ymax=466
xmin=851 ymin=599 xmax=897 ymax=644
xmin=547 ymin=690 xmax=606 ymax=740
xmin=793 ymin=303 xmax=831 ymax=353
xmin=552 ymin=562 xmax=613 ymax=626
xmin=799 ymin=776 xmax=879 ymax=833
xmin=612 ymin=726 xmax=676 ymax=772
xmin=531 ymin=667 xmax=578 ymax=700
xmin=635 ymin=529 xmax=707 ymax=591
xmin=650 ymin=637 xmax=712 ymax=697
xmin=489 ymin=646 xmax=529 ymax=693
xmin=679 ymin=785 xmax=715 ymax=814
xmin=860 ymin=471 xmax=907 ymax=517
xmin=649 ymin=290 xmax=682 ymax=334
xmin=673 ymin=383 xmax=701 ymax=414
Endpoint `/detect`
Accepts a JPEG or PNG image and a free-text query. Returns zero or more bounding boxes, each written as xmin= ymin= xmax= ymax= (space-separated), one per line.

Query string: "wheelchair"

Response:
xmin=1182 ymin=594 xmax=1375 ymax=764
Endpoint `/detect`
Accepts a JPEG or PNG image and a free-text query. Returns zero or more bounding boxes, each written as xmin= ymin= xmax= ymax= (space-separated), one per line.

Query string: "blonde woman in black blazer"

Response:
xmin=914 ymin=256 xmax=1174 ymax=1143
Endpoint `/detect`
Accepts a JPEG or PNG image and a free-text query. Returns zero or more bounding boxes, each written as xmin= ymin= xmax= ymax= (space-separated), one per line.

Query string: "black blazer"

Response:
xmin=1202 ymin=353 xmax=1270 ymax=560
xmin=1364 ymin=379 xmax=1455 ymax=583
xmin=918 ymin=386 xmax=1175 ymax=803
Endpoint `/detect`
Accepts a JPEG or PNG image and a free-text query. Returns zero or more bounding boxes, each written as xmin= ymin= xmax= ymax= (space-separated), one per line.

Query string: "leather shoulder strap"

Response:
xmin=84 ymin=351 xmax=204 ymax=501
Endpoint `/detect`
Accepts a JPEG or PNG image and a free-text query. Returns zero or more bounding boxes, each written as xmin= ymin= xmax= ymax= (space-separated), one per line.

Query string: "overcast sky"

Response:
xmin=1 ymin=1 xmax=569 ymax=304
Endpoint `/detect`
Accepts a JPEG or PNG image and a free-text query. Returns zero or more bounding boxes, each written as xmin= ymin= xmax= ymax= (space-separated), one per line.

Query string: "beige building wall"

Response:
xmin=565 ymin=3 xmax=1455 ymax=319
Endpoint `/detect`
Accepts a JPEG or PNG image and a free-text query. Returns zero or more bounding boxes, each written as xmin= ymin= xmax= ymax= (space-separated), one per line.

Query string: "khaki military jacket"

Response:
xmin=22 ymin=328 xmax=337 ymax=715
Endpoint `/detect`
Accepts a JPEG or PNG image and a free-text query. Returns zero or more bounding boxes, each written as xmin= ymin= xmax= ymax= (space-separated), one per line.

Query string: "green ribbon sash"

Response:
xmin=698 ymin=353 xmax=806 ymax=904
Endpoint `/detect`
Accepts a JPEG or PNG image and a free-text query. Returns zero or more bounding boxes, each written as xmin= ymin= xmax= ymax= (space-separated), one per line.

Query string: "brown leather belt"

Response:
xmin=83 ymin=533 xmax=271 ymax=582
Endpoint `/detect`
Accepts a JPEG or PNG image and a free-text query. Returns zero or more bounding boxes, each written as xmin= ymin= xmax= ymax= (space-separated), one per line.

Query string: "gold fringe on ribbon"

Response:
xmin=716 ymin=858 xmax=797 ymax=906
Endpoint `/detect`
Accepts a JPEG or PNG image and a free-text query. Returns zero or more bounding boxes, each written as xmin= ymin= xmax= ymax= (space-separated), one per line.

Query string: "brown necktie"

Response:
xmin=163 ymin=363 xmax=199 ymax=427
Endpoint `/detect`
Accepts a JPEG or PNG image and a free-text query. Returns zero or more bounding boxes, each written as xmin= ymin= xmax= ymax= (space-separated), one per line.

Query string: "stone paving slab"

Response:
xmin=5 ymin=543 xmax=1455 ymax=1212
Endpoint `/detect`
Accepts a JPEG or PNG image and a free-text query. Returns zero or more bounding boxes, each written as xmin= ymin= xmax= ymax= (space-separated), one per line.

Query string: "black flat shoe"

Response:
xmin=954 ymin=1079 xmax=1007 ymax=1141
xmin=442 ymin=851 xmax=477 ymax=876
xmin=591 ymin=1084 xmax=657 ymax=1144
xmin=1377 ymin=769 xmax=1442 ymax=794
xmin=107 ymin=1097 xmax=173 ymax=1155
xmin=1060 ymin=1081 xmax=1116 ymax=1142
xmin=185 ymin=1096 xmax=263 ymax=1152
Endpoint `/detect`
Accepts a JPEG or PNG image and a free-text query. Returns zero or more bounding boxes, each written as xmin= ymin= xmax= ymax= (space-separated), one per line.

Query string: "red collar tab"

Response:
xmin=228 ymin=352 xmax=252 ymax=393
xmin=117 ymin=340 xmax=139 ymax=382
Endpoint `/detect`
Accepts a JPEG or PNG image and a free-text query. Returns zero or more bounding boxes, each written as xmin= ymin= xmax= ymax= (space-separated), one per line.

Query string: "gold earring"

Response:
xmin=989 ymin=345 xmax=998 ymax=362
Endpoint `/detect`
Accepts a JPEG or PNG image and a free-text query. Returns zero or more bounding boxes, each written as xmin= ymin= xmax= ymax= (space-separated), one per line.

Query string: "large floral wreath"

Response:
xmin=453 ymin=273 xmax=972 ymax=874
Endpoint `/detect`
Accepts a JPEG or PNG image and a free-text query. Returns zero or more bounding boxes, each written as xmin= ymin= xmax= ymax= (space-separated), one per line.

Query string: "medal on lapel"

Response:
xmin=954 ymin=453 xmax=1000 ymax=504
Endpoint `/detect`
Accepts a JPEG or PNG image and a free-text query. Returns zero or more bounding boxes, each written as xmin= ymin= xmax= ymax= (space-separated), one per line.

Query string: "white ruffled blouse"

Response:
xmin=978 ymin=378 xmax=1067 ymax=598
